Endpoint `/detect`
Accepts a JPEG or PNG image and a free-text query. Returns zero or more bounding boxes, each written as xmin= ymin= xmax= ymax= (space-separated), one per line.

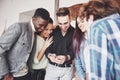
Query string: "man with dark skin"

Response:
xmin=0 ymin=8 xmax=50 ymax=80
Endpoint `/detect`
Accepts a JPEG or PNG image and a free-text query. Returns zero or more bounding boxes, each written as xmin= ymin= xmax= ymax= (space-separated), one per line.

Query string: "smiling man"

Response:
xmin=45 ymin=7 xmax=74 ymax=80
xmin=0 ymin=8 xmax=50 ymax=80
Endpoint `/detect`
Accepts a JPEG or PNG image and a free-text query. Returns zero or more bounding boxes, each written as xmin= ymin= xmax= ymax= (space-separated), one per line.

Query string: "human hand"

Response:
xmin=55 ymin=55 xmax=66 ymax=64
xmin=4 ymin=73 xmax=13 ymax=80
xmin=43 ymin=36 xmax=53 ymax=49
xmin=48 ymin=53 xmax=57 ymax=63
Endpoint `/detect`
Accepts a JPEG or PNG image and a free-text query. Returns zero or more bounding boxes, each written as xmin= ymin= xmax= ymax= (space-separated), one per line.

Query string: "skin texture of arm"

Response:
xmin=37 ymin=37 xmax=53 ymax=61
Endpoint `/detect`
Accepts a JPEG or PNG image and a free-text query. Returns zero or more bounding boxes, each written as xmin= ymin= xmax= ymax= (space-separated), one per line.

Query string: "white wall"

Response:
xmin=0 ymin=0 xmax=55 ymax=35
xmin=59 ymin=0 xmax=89 ymax=7
xmin=0 ymin=0 xmax=89 ymax=35
xmin=59 ymin=0 xmax=89 ymax=28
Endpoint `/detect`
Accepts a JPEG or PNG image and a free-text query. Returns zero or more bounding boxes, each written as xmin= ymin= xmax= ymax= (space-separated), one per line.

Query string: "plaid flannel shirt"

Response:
xmin=88 ymin=13 xmax=120 ymax=80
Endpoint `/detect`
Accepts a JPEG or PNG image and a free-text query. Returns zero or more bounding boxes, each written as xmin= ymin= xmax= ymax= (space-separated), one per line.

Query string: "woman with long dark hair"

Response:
xmin=72 ymin=1 xmax=108 ymax=80
xmin=72 ymin=3 xmax=94 ymax=80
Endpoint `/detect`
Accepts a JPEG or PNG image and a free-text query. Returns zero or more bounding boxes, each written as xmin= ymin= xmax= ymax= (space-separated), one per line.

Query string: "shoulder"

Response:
xmin=91 ymin=18 xmax=119 ymax=37
xmin=52 ymin=26 xmax=60 ymax=34
xmin=90 ymin=18 xmax=108 ymax=35
xmin=8 ymin=22 xmax=29 ymax=30
xmin=91 ymin=13 xmax=120 ymax=31
xmin=69 ymin=25 xmax=75 ymax=31
xmin=68 ymin=26 xmax=75 ymax=35
xmin=6 ymin=22 xmax=23 ymax=35
xmin=37 ymin=35 xmax=44 ymax=42
xmin=10 ymin=22 xmax=28 ymax=27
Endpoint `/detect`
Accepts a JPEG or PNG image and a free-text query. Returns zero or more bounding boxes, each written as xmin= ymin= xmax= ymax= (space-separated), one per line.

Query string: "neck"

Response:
xmin=40 ymin=34 xmax=46 ymax=40
xmin=62 ymin=31 xmax=67 ymax=36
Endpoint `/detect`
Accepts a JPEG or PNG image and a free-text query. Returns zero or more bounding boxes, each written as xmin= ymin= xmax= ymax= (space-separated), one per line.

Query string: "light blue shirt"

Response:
xmin=74 ymin=37 xmax=87 ymax=80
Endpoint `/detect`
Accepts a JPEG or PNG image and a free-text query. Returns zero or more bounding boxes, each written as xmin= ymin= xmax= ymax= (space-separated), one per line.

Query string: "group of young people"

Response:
xmin=73 ymin=0 xmax=120 ymax=80
xmin=0 ymin=0 xmax=120 ymax=80
xmin=0 ymin=6 xmax=74 ymax=80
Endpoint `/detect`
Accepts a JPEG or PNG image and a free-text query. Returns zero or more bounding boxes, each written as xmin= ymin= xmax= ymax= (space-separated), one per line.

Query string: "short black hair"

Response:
xmin=33 ymin=8 xmax=50 ymax=20
xmin=56 ymin=7 xmax=70 ymax=16
xmin=49 ymin=17 xmax=53 ymax=24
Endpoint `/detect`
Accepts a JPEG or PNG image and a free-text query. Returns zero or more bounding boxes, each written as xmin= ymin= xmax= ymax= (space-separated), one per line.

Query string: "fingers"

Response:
xmin=56 ymin=55 xmax=66 ymax=64
xmin=45 ymin=36 xmax=53 ymax=44
xmin=46 ymin=36 xmax=53 ymax=41
xmin=43 ymin=36 xmax=53 ymax=48
xmin=48 ymin=53 xmax=67 ymax=64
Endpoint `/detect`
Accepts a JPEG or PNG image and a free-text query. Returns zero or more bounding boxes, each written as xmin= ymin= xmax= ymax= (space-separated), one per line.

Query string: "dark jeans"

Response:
xmin=31 ymin=69 xmax=46 ymax=80
xmin=14 ymin=72 xmax=31 ymax=80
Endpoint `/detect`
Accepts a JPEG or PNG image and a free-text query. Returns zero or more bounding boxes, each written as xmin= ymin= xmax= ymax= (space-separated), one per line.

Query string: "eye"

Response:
xmin=39 ymin=24 xmax=44 ymax=27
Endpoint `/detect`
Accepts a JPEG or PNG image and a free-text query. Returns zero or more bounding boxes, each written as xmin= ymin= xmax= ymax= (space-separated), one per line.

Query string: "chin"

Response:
xmin=63 ymin=30 xmax=67 ymax=32
xmin=45 ymin=35 xmax=49 ymax=38
xmin=81 ymin=30 xmax=85 ymax=32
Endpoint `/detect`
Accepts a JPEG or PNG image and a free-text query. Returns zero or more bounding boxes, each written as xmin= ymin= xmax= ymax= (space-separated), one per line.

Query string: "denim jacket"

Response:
xmin=74 ymin=38 xmax=87 ymax=80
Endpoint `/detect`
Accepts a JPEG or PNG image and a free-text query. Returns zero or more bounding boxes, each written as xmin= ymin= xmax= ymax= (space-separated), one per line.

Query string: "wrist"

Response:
xmin=48 ymin=53 xmax=52 ymax=58
xmin=65 ymin=55 xmax=68 ymax=61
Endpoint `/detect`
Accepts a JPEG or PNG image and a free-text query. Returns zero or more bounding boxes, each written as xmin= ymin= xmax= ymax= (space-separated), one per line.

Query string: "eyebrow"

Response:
xmin=59 ymin=22 xmax=68 ymax=25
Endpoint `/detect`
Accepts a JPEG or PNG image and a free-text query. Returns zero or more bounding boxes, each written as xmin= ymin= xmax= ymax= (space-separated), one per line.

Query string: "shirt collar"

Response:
xmin=89 ymin=13 xmax=120 ymax=30
xmin=108 ymin=13 xmax=120 ymax=19
xmin=30 ymin=19 xmax=35 ymax=32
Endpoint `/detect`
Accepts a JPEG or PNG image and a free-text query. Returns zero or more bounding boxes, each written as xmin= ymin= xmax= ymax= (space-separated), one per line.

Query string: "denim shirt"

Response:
xmin=74 ymin=37 xmax=87 ymax=80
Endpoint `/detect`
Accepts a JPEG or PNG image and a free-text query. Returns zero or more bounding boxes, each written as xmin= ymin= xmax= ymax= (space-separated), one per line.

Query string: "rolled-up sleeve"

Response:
xmin=74 ymin=55 xmax=86 ymax=80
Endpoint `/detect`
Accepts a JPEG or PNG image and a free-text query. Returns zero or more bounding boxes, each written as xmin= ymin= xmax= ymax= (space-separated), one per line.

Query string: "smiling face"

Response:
xmin=32 ymin=17 xmax=48 ymax=33
xmin=40 ymin=23 xmax=53 ymax=39
xmin=77 ymin=15 xmax=94 ymax=33
xmin=57 ymin=15 xmax=71 ymax=33
xmin=77 ymin=17 xmax=87 ymax=33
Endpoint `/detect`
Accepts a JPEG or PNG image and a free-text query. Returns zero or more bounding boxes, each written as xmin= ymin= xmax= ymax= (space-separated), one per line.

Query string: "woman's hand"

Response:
xmin=43 ymin=36 xmax=53 ymax=49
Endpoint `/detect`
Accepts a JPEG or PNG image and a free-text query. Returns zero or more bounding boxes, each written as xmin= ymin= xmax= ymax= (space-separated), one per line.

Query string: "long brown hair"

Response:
xmin=72 ymin=1 xmax=106 ymax=56
xmin=72 ymin=0 xmax=120 ymax=56
xmin=72 ymin=4 xmax=87 ymax=56
xmin=90 ymin=0 xmax=120 ymax=15
xmin=103 ymin=0 xmax=120 ymax=14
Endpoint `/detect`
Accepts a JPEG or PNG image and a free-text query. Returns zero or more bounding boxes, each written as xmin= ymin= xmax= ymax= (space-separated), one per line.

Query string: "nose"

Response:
xmin=61 ymin=23 xmax=67 ymax=27
xmin=48 ymin=30 xmax=52 ymax=35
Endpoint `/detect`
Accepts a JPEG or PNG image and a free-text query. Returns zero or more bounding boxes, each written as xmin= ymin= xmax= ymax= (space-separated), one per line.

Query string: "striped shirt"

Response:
xmin=88 ymin=13 xmax=120 ymax=80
